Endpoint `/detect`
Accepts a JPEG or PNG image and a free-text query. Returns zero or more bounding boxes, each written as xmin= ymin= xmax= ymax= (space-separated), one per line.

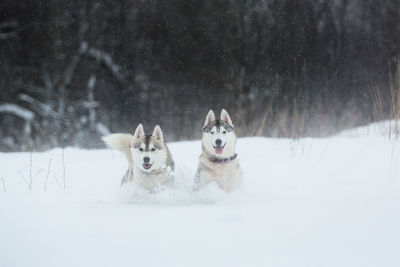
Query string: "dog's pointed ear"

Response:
xmin=220 ymin=109 xmax=233 ymax=126
xmin=152 ymin=125 xmax=164 ymax=142
xmin=134 ymin=123 xmax=145 ymax=139
xmin=204 ymin=110 xmax=216 ymax=127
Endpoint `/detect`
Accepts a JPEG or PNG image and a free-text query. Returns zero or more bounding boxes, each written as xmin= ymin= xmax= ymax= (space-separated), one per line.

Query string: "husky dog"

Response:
xmin=194 ymin=109 xmax=242 ymax=192
xmin=102 ymin=124 xmax=174 ymax=191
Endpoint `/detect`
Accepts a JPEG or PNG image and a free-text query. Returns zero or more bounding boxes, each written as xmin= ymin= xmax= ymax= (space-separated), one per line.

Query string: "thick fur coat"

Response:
xmin=103 ymin=124 xmax=174 ymax=191
xmin=194 ymin=109 xmax=242 ymax=191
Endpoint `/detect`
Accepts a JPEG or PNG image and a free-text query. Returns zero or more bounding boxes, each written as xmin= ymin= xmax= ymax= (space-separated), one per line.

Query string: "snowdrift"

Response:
xmin=0 ymin=121 xmax=399 ymax=267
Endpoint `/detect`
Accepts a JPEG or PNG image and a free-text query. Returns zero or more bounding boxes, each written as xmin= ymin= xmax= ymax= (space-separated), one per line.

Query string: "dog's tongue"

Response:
xmin=215 ymin=146 xmax=223 ymax=154
xmin=143 ymin=164 xmax=151 ymax=169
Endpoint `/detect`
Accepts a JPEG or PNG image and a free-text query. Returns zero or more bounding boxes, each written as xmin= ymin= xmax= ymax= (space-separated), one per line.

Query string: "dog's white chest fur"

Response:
xmin=125 ymin=165 xmax=173 ymax=191
xmin=198 ymin=155 xmax=242 ymax=191
xmin=103 ymin=124 xmax=174 ymax=192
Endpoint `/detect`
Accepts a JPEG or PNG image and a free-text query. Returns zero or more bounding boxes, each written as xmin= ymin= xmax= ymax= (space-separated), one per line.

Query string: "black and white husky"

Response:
xmin=103 ymin=124 xmax=174 ymax=191
xmin=194 ymin=109 xmax=242 ymax=192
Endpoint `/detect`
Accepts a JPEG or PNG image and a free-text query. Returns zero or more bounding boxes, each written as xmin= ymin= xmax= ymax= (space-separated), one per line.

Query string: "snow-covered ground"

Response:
xmin=1 ymin=122 xmax=400 ymax=267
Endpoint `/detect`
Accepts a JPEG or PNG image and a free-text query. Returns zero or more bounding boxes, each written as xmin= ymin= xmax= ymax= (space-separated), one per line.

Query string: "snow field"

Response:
xmin=0 ymin=123 xmax=400 ymax=267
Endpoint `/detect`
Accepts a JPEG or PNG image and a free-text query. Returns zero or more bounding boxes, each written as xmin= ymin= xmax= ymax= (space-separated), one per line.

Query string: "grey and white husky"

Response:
xmin=194 ymin=109 xmax=242 ymax=192
xmin=103 ymin=124 xmax=174 ymax=191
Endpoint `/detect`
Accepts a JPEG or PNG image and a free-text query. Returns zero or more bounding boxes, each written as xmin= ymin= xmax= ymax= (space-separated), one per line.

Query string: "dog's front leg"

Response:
xmin=121 ymin=165 xmax=134 ymax=186
xmin=193 ymin=165 xmax=201 ymax=191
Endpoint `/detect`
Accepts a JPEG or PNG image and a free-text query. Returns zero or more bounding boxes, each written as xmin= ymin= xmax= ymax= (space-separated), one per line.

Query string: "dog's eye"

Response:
xmin=151 ymin=148 xmax=156 ymax=152
xmin=222 ymin=131 xmax=227 ymax=134
xmin=210 ymin=131 xmax=215 ymax=134
xmin=139 ymin=147 xmax=144 ymax=152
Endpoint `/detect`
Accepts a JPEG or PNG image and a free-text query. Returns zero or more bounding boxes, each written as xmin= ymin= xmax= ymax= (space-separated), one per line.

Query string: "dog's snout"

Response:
xmin=215 ymin=139 xmax=222 ymax=146
xmin=143 ymin=156 xmax=150 ymax=163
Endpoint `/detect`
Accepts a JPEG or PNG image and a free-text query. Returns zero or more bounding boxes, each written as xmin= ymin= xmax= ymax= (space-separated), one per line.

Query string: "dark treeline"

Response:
xmin=1 ymin=0 xmax=399 ymax=151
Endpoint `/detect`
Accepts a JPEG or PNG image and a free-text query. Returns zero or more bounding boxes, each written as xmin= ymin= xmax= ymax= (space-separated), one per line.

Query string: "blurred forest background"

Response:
xmin=1 ymin=0 xmax=400 ymax=151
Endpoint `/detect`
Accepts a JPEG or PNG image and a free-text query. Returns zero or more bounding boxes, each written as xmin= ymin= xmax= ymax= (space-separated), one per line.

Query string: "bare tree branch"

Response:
xmin=18 ymin=94 xmax=60 ymax=118
xmin=0 ymin=104 xmax=34 ymax=121
xmin=0 ymin=20 xmax=18 ymax=40
xmin=84 ymin=43 xmax=125 ymax=81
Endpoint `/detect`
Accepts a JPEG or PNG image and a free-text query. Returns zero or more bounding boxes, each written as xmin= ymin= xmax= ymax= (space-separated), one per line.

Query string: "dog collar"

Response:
xmin=208 ymin=153 xmax=237 ymax=163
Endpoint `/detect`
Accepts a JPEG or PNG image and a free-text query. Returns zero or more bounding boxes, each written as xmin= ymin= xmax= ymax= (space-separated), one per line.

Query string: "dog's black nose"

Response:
xmin=143 ymin=157 xmax=150 ymax=163
xmin=215 ymin=139 xmax=222 ymax=146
